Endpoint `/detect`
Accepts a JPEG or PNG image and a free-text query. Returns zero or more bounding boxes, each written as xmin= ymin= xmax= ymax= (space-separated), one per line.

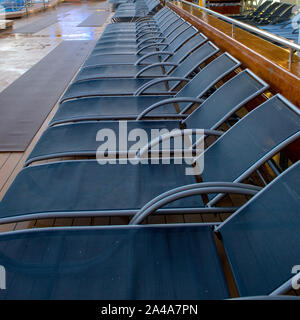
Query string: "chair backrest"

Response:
xmin=147 ymin=0 xmax=160 ymax=12
xmin=184 ymin=69 xmax=268 ymax=129
xmin=152 ymin=6 xmax=169 ymax=20
xmin=275 ymin=4 xmax=295 ymax=23
xmin=164 ymin=33 xmax=208 ymax=71
xmin=152 ymin=12 xmax=179 ymax=33
xmin=164 ymin=24 xmax=197 ymax=55
xmin=154 ymin=6 xmax=170 ymax=20
xmin=217 ymin=160 xmax=300 ymax=297
xmin=264 ymin=3 xmax=292 ymax=23
xmin=168 ymin=42 xmax=219 ymax=85
xmin=160 ymin=16 xmax=184 ymax=37
xmin=175 ymin=53 xmax=241 ymax=112
xmin=199 ymin=94 xmax=300 ymax=189
xmin=258 ymin=2 xmax=282 ymax=19
xmin=250 ymin=0 xmax=272 ymax=18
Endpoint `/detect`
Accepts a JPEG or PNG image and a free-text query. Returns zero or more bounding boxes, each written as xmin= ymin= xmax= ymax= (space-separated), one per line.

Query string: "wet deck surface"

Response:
xmin=0 ymin=1 xmax=113 ymax=232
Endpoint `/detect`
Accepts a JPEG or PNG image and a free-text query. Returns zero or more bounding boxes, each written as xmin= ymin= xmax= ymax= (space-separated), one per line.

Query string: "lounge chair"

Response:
xmin=97 ymin=13 xmax=183 ymax=49
xmin=73 ymin=33 xmax=208 ymax=81
xmin=26 ymin=69 xmax=268 ymax=165
xmin=100 ymin=9 xmax=177 ymax=41
xmin=60 ymin=41 xmax=218 ymax=101
xmin=104 ymin=6 xmax=171 ymax=33
xmin=0 ymin=94 xmax=299 ymax=224
xmin=258 ymin=3 xmax=294 ymax=25
xmin=112 ymin=0 xmax=161 ymax=22
xmin=52 ymin=52 xmax=240 ymax=124
xmin=231 ymin=1 xmax=272 ymax=21
xmin=0 ymin=156 xmax=298 ymax=299
xmin=83 ymin=24 xmax=197 ymax=66
xmin=244 ymin=2 xmax=284 ymax=26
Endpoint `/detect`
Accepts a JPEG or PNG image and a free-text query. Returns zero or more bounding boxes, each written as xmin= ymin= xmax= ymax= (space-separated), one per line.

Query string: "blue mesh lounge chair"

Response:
xmin=59 ymin=41 xmax=218 ymax=101
xmin=102 ymin=9 xmax=174 ymax=40
xmin=0 ymin=162 xmax=299 ymax=299
xmin=104 ymin=6 xmax=171 ymax=33
xmin=52 ymin=53 xmax=241 ymax=124
xmin=73 ymin=33 xmax=208 ymax=81
xmin=258 ymin=3 xmax=294 ymax=25
xmin=90 ymin=19 xmax=189 ymax=58
xmin=83 ymin=25 xmax=198 ymax=66
xmin=26 ymin=69 xmax=269 ymax=165
xmin=97 ymin=13 xmax=183 ymax=48
xmin=0 ymin=94 xmax=299 ymax=224
xmin=100 ymin=10 xmax=178 ymax=41
xmin=106 ymin=6 xmax=170 ymax=28
xmin=93 ymin=18 xmax=188 ymax=55
xmin=230 ymin=1 xmax=272 ymax=20
xmin=244 ymin=2 xmax=286 ymax=26
xmin=112 ymin=0 xmax=161 ymax=22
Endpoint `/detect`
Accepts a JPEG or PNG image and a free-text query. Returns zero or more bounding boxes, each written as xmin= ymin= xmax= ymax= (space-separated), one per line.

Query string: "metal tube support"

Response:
xmin=25 ymin=0 xmax=29 ymax=17
xmin=288 ymin=48 xmax=296 ymax=70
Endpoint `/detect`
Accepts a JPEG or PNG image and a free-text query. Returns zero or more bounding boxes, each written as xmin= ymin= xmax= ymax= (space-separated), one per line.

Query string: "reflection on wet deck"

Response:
xmin=0 ymin=1 xmax=111 ymax=92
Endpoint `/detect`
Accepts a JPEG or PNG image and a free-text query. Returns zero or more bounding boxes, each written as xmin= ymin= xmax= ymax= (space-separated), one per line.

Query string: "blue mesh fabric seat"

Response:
xmin=82 ymin=25 xmax=197 ymax=67
xmin=27 ymin=69 xmax=268 ymax=164
xmin=101 ymin=13 xmax=175 ymax=43
xmin=112 ymin=0 xmax=161 ymax=22
xmin=51 ymin=53 xmax=241 ymax=125
xmin=0 ymin=161 xmax=298 ymax=299
xmin=59 ymin=41 xmax=218 ymax=102
xmin=95 ymin=14 xmax=182 ymax=51
xmin=0 ymin=95 xmax=299 ymax=223
xmin=73 ymin=34 xmax=208 ymax=81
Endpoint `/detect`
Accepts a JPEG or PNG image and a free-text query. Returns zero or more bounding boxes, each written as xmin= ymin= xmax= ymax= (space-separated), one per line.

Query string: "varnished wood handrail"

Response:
xmin=168 ymin=1 xmax=300 ymax=109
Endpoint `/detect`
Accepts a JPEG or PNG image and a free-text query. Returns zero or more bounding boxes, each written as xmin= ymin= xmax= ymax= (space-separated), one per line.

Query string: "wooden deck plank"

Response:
xmin=0 ymin=223 xmax=16 ymax=233
xmin=0 ymin=153 xmax=10 ymax=169
xmin=0 ymin=152 xmax=23 ymax=198
xmin=14 ymin=220 xmax=36 ymax=230
xmin=72 ymin=217 xmax=93 ymax=226
xmin=53 ymin=218 xmax=74 ymax=227
xmin=92 ymin=216 xmax=111 ymax=226
xmin=35 ymin=219 xmax=55 ymax=228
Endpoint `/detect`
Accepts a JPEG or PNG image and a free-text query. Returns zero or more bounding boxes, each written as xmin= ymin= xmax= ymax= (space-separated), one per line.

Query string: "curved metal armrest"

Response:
xmin=136 ymin=96 xmax=199 ymax=119
xmin=130 ymin=182 xmax=262 ymax=224
xmin=136 ymin=27 xmax=160 ymax=38
xmin=136 ymin=22 xmax=159 ymax=34
xmin=137 ymin=36 xmax=166 ymax=48
xmin=136 ymin=19 xmax=156 ymax=26
xmin=135 ymin=62 xmax=177 ymax=77
xmin=136 ymin=128 xmax=223 ymax=159
xmin=135 ymin=51 xmax=174 ymax=66
xmin=136 ymin=42 xmax=169 ymax=55
xmin=136 ymin=16 xmax=152 ymax=23
xmin=136 ymin=30 xmax=162 ymax=41
xmin=134 ymin=76 xmax=187 ymax=96
xmin=135 ymin=76 xmax=188 ymax=96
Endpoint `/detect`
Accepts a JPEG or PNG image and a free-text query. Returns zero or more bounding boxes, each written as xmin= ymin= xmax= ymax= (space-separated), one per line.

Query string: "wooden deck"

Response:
xmin=0 ymin=2 xmax=299 ymax=298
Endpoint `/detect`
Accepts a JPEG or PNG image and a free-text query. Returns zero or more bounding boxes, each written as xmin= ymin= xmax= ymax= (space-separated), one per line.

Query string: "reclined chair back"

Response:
xmin=217 ymin=161 xmax=300 ymax=297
